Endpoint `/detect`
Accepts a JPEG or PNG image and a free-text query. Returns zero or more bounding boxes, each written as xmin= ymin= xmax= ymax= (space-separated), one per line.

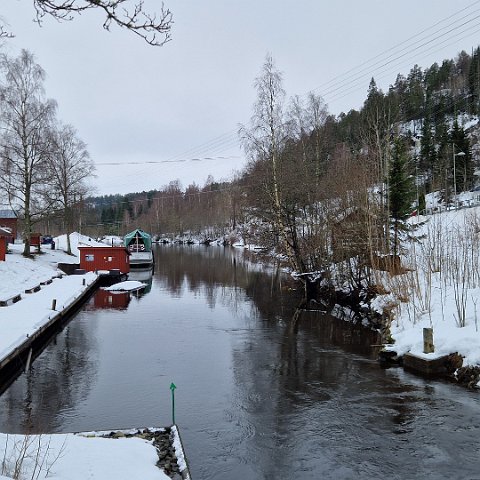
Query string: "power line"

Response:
xmin=312 ymin=0 xmax=480 ymax=96
xmin=95 ymin=2 xmax=480 ymax=194
xmin=96 ymin=155 xmax=240 ymax=166
xmin=319 ymin=10 xmax=480 ymax=106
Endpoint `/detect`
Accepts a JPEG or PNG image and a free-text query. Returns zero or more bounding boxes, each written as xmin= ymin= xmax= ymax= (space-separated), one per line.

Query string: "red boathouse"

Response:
xmin=0 ymin=210 xmax=17 ymax=243
xmin=0 ymin=235 xmax=6 ymax=261
xmin=78 ymin=246 xmax=130 ymax=274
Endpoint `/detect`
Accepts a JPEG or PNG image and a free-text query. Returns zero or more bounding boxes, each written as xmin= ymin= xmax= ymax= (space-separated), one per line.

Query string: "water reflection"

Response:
xmin=129 ymin=267 xmax=154 ymax=294
xmin=0 ymin=311 xmax=99 ymax=433
xmin=0 ymin=246 xmax=479 ymax=480
xmin=92 ymin=289 xmax=131 ymax=310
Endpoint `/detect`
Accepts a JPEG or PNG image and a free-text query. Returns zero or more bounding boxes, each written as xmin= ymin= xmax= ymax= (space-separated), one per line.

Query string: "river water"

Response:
xmin=0 ymin=246 xmax=479 ymax=479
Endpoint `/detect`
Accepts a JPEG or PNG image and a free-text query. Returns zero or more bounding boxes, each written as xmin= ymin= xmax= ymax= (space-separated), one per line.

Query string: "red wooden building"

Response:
xmin=0 ymin=210 xmax=17 ymax=243
xmin=30 ymin=233 xmax=41 ymax=248
xmin=0 ymin=235 xmax=6 ymax=261
xmin=78 ymin=246 xmax=130 ymax=274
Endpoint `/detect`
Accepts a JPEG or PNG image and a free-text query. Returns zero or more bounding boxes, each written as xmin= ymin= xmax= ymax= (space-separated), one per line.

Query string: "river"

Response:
xmin=0 ymin=245 xmax=479 ymax=479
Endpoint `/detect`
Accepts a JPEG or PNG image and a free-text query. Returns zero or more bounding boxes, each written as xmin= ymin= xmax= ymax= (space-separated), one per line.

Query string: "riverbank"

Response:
xmin=0 ymin=237 xmax=190 ymax=480
xmin=0 ymin=242 xmax=98 ymax=373
xmin=0 ymin=426 xmax=190 ymax=480
xmin=369 ymin=203 xmax=480 ymax=387
xmin=218 ymin=201 xmax=480 ymax=387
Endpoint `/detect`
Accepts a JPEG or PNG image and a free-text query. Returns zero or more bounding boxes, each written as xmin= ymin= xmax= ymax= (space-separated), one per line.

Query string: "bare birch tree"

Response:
xmin=239 ymin=54 xmax=306 ymax=272
xmin=0 ymin=50 xmax=57 ymax=256
xmin=47 ymin=123 xmax=95 ymax=254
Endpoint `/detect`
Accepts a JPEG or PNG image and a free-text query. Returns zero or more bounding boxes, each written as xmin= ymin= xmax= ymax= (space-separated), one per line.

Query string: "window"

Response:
xmin=85 ymin=254 xmax=94 ymax=262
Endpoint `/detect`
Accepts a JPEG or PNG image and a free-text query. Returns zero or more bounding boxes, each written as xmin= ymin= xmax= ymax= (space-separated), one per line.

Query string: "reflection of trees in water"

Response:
xmin=0 ymin=306 xmax=99 ymax=434
xmin=227 ymin=304 xmax=384 ymax=478
xmin=153 ymin=245 xmax=296 ymax=313
xmin=228 ymin=305 xmax=422 ymax=477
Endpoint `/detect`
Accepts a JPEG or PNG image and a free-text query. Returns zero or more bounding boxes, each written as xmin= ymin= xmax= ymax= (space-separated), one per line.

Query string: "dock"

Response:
xmin=0 ymin=274 xmax=100 ymax=391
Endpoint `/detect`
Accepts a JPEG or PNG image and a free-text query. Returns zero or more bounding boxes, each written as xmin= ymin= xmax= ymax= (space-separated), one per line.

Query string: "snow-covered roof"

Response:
xmin=0 ymin=210 xmax=16 ymax=219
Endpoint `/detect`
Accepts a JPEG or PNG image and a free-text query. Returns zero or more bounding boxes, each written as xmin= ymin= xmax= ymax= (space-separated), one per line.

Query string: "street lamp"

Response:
xmin=453 ymin=144 xmax=466 ymax=209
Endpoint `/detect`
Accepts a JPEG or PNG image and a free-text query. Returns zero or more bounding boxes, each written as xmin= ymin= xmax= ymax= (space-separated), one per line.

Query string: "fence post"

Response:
xmin=423 ymin=328 xmax=434 ymax=354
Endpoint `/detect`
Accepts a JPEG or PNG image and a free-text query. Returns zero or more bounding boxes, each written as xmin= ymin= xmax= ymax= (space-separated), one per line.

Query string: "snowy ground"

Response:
xmin=0 ymin=239 xmax=98 ymax=366
xmin=0 ymin=215 xmax=477 ymax=474
xmin=0 ymin=426 xmax=190 ymax=480
xmin=0 ymin=431 xmax=170 ymax=480
xmin=0 ymin=234 xmax=190 ymax=479
xmin=373 ymin=197 xmax=480 ymax=377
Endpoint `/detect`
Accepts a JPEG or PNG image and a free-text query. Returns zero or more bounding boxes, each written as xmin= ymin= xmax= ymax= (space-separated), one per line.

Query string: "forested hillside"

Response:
xmin=76 ymin=47 xmax=480 ymax=267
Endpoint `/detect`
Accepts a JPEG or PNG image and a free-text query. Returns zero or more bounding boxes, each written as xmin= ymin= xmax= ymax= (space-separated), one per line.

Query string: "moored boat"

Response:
xmin=124 ymin=229 xmax=154 ymax=268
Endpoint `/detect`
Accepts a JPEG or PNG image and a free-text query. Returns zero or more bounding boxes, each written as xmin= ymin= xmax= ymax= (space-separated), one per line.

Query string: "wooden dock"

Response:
xmin=0 ymin=276 xmax=100 ymax=391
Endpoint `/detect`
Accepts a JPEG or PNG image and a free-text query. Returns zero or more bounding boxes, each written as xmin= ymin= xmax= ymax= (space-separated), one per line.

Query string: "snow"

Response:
xmin=0 ymin=432 xmax=170 ymax=479
xmin=100 ymin=235 xmax=124 ymax=246
xmin=171 ymin=425 xmax=189 ymax=477
xmin=54 ymin=232 xmax=106 ymax=257
xmin=0 ymin=241 xmax=97 ymax=366
xmin=103 ymin=280 xmax=145 ymax=291
xmin=0 ymin=234 xmax=183 ymax=479
xmin=376 ymin=203 xmax=480 ymax=377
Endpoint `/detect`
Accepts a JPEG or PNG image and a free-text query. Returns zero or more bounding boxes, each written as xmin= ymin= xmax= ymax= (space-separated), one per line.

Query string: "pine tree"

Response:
xmin=419 ymin=102 xmax=436 ymax=191
xmin=389 ymin=138 xmax=416 ymax=258
xmin=468 ymin=47 xmax=480 ymax=115
xmin=450 ymin=119 xmax=473 ymax=193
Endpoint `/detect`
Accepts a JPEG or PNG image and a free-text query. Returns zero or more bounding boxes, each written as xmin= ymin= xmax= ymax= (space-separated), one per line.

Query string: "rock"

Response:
xmin=456 ymin=366 xmax=480 ymax=389
xmin=444 ymin=352 xmax=463 ymax=374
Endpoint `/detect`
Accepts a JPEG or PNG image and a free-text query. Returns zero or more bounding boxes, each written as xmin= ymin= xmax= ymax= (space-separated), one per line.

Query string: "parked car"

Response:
xmin=41 ymin=235 xmax=53 ymax=245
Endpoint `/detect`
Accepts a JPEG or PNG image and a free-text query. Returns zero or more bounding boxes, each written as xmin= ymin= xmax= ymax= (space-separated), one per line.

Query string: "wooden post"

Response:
xmin=423 ymin=328 xmax=434 ymax=354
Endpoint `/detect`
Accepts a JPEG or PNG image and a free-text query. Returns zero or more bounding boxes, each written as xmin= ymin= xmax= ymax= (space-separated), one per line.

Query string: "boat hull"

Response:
xmin=129 ymin=251 xmax=154 ymax=268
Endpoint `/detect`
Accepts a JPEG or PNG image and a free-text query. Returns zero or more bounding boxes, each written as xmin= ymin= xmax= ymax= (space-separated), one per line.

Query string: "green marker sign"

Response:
xmin=170 ymin=382 xmax=177 ymax=425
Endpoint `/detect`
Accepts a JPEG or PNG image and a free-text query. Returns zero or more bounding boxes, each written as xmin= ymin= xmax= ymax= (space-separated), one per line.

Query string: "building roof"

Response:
xmin=0 ymin=210 xmax=17 ymax=219
xmin=124 ymin=229 xmax=152 ymax=251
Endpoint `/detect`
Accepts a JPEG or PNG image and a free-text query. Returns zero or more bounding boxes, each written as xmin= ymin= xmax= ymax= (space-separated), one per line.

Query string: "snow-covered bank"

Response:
xmin=0 ymin=235 xmax=190 ymax=479
xmin=0 ymin=240 xmax=98 ymax=368
xmin=0 ymin=430 xmax=171 ymax=480
xmin=373 ymin=202 xmax=480 ymax=383
xmin=0 ymin=272 xmax=97 ymax=366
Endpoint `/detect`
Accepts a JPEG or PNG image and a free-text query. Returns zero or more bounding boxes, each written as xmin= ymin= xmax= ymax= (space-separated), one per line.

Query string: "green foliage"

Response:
xmin=418 ymin=192 xmax=426 ymax=214
xmin=468 ymin=46 xmax=480 ymax=115
xmin=451 ymin=119 xmax=474 ymax=192
xmin=388 ymin=138 xmax=416 ymax=257
xmin=389 ymin=139 xmax=416 ymax=222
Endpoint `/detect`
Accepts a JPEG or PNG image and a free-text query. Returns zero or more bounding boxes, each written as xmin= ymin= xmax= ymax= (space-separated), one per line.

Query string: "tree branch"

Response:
xmin=33 ymin=0 xmax=173 ymax=46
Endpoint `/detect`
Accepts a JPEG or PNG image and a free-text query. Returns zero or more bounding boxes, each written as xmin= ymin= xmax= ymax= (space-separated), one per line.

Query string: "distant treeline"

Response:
xmin=78 ymin=47 xmax=480 ymax=244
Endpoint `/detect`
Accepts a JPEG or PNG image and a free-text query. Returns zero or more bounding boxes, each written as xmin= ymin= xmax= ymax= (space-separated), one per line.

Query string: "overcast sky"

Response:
xmin=2 ymin=0 xmax=480 ymax=196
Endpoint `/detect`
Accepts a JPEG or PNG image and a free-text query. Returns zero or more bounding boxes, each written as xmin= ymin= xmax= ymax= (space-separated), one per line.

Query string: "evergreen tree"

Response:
xmin=388 ymin=138 xmax=415 ymax=258
xmin=450 ymin=119 xmax=473 ymax=193
xmin=405 ymin=65 xmax=424 ymax=121
xmin=419 ymin=102 xmax=436 ymax=191
xmin=435 ymin=120 xmax=452 ymax=203
xmin=468 ymin=46 xmax=480 ymax=115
